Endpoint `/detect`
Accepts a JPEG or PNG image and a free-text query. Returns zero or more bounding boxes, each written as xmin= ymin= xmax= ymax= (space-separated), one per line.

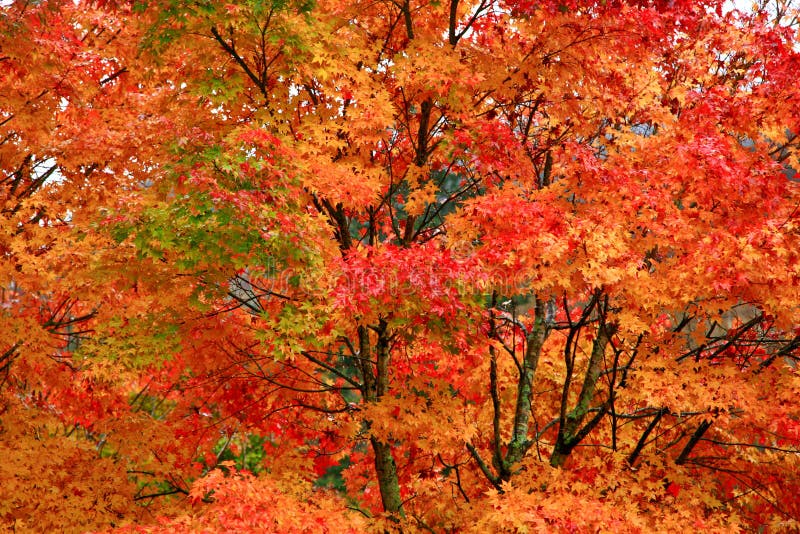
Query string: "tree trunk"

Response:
xmin=371 ymin=437 xmax=404 ymax=515
xmin=360 ymin=322 xmax=404 ymax=516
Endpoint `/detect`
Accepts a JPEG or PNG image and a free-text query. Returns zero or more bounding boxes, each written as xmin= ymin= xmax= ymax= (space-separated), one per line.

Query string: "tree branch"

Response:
xmin=676 ymin=420 xmax=713 ymax=465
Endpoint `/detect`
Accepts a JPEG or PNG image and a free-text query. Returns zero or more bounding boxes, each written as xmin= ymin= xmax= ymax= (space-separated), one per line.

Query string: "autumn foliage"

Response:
xmin=2 ymin=0 xmax=800 ymax=531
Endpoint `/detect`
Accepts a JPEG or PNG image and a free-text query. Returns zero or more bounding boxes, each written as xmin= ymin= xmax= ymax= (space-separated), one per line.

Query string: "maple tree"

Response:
xmin=2 ymin=0 xmax=800 ymax=531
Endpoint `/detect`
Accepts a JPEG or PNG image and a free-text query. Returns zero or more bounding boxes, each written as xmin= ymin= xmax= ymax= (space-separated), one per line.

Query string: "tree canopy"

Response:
xmin=2 ymin=0 xmax=800 ymax=531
